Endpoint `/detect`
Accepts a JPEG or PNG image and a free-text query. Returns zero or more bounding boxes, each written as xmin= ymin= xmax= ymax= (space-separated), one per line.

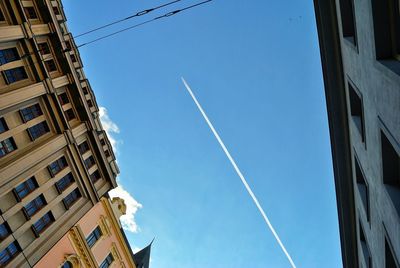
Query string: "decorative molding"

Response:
xmin=69 ymin=227 xmax=97 ymax=268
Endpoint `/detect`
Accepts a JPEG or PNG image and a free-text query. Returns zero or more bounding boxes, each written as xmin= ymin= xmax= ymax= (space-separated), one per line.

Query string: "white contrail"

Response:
xmin=181 ymin=77 xmax=297 ymax=268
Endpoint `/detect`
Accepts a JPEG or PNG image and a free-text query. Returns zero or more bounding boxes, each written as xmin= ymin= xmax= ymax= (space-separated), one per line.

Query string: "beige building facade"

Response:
xmin=0 ymin=0 xmax=120 ymax=267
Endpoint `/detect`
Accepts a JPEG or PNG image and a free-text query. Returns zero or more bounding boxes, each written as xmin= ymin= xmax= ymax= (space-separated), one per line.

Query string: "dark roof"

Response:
xmin=133 ymin=239 xmax=153 ymax=268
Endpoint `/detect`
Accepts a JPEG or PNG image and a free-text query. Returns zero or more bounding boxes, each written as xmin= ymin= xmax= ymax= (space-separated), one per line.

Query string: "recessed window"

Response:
xmin=2 ymin=67 xmax=27 ymax=84
xmin=70 ymin=54 xmax=77 ymax=63
xmin=348 ymin=83 xmax=365 ymax=141
xmin=86 ymin=226 xmax=102 ymax=248
xmin=0 ymin=222 xmax=11 ymax=242
xmin=37 ymin=43 xmax=50 ymax=55
xmin=0 ymin=118 xmax=8 ymax=134
xmin=45 ymin=59 xmax=57 ymax=72
xmin=84 ymin=156 xmax=96 ymax=169
xmin=65 ymin=109 xmax=75 ymax=121
xmin=355 ymin=157 xmax=370 ymax=220
xmin=338 ymin=0 xmax=357 ymax=45
xmin=58 ymin=93 xmax=70 ymax=105
xmin=359 ymin=222 xmax=372 ymax=268
xmin=82 ymin=87 xmax=88 ymax=95
xmin=100 ymin=253 xmax=114 ymax=268
xmin=14 ymin=177 xmax=38 ymax=201
xmin=20 ymin=103 xmax=43 ymax=122
xmin=90 ymin=170 xmax=101 ymax=183
xmin=381 ymin=130 xmax=400 ymax=215
xmin=100 ymin=139 xmax=106 ymax=146
xmin=105 ymin=150 xmax=110 ymax=158
xmin=385 ymin=236 xmax=399 ymax=268
xmin=32 ymin=212 xmax=54 ymax=237
xmin=0 ymin=137 xmax=17 ymax=158
xmin=55 ymin=173 xmax=74 ymax=193
xmin=87 ymin=100 xmax=93 ymax=108
xmin=24 ymin=7 xmax=37 ymax=19
xmin=27 ymin=121 xmax=49 ymax=140
xmin=0 ymin=241 xmax=20 ymax=266
xmin=48 ymin=156 xmax=68 ymax=177
xmin=63 ymin=188 xmax=81 ymax=209
xmin=0 ymin=48 xmax=20 ymax=65
xmin=78 ymin=141 xmax=90 ymax=154
xmin=23 ymin=194 xmax=46 ymax=219
xmin=53 ymin=6 xmax=60 ymax=15
xmin=65 ymin=41 xmax=71 ymax=51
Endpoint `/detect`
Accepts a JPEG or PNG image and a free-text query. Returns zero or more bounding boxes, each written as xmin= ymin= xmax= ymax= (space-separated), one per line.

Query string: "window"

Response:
xmin=84 ymin=156 xmax=96 ymax=169
xmin=78 ymin=141 xmax=90 ymax=154
xmin=48 ymin=156 xmax=68 ymax=176
xmin=53 ymin=6 xmax=60 ymax=15
xmin=37 ymin=43 xmax=50 ymax=55
xmin=105 ymin=150 xmax=110 ymax=158
xmin=23 ymin=194 xmax=46 ymax=219
xmin=359 ymin=222 xmax=372 ymax=268
xmin=386 ymin=236 xmax=399 ymax=268
xmin=27 ymin=121 xmax=49 ymax=140
xmin=24 ymin=7 xmax=37 ymax=19
xmin=87 ymin=100 xmax=93 ymax=108
xmin=0 ymin=241 xmax=20 ymax=266
xmin=338 ymin=0 xmax=357 ymax=45
xmin=355 ymin=157 xmax=369 ymax=220
xmin=0 ymin=118 xmax=8 ymax=134
xmin=381 ymin=130 xmax=400 ymax=215
xmin=55 ymin=173 xmax=74 ymax=193
xmin=58 ymin=93 xmax=70 ymax=105
xmin=90 ymin=170 xmax=101 ymax=183
xmin=63 ymin=188 xmax=81 ymax=209
xmin=100 ymin=253 xmax=114 ymax=268
xmin=65 ymin=41 xmax=71 ymax=51
xmin=348 ymin=83 xmax=365 ymax=141
xmin=82 ymin=87 xmax=88 ymax=95
xmin=65 ymin=109 xmax=75 ymax=121
xmin=0 ymin=48 xmax=20 ymax=65
xmin=20 ymin=103 xmax=42 ymax=122
xmin=3 ymin=67 xmax=27 ymax=84
xmin=70 ymin=54 xmax=77 ymax=63
xmin=0 ymin=137 xmax=17 ymax=158
xmin=45 ymin=59 xmax=57 ymax=72
xmin=32 ymin=212 xmax=54 ymax=236
xmin=86 ymin=226 xmax=102 ymax=248
xmin=62 ymin=261 xmax=73 ymax=268
xmin=100 ymin=139 xmax=106 ymax=146
xmin=14 ymin=177 xmax=38 ymax=201
xmin=0 ymin=222 xmax=11 ymax=242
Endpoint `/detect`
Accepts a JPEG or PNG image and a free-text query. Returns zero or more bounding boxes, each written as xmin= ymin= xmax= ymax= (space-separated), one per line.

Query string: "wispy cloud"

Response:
xmin=99 ymin=106 xmax=142 ymax=233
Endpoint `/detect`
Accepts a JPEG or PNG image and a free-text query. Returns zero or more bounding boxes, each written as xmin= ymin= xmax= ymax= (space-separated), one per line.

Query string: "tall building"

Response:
xmin=0 ymin=0 xmax=121 ymax=267
xmin=314 ymin=0 xmax=400 ymax=267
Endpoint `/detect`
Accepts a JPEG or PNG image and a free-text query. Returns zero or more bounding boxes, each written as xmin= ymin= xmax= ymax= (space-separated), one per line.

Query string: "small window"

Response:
xmin=355 ymin=157 xmax=370 ymax=220
xmin=0 ymin=137 xmax=17 ymax=158
xmin=27 ymin=121 xmax=49 ymax=140
xmin=359 ymin=222 xmax=372 ymax=268
xmin=0 ymin=118 xmax=8 ymax=134
xmin=2 ymin=67 xmax=27 ymax=84
xmin=0 ymin=241 xmax=20 ymax=266
xmin=14 ymin=177 xmax=38 ymax=201
xmin=62 ymin=261 xmax=73 ymax=268
xmin=381 ymin=130 xmax=400 ymax=215
xmin=90 ymin=170 xmax=101 ymax=183
xmin=53 ymin=6 xmax=60 ymax=15
xmin=55 ymin=173 xmax=74 ymax=193
xmin=65 ymin=41 xmax=71 ymax=51
xmin=82 ymin=87 xmax=88 ymax=95
xmin=23 ymin=194 xmax=46 ymax=219
xmin=32 ymin=212 xmax=54 ymax=236
xmin=78 ymin=141 xmax=90 ymax=154
xmin=385 ymin=235 xmax=399 ymax=268
xmin=63 ymin=188 xmax=81 ymax=209
xmin=20 ymin=103 xmax=43 ymax=122
xmin=48 ymin=156 xmax=68 ymax=176
xmin=0 ymin=48 xmax=20 ymax=65
xmin=348 ymin=83 xmax=365 ymax=141
xmin=338 ymin=0 xmax=357 ymax=45
xmin=58 ymin=93 xmax=70 ymax=105
xmin=0 ymin=222 xmax=11 ymax=242
xmin=86 ymin=226 xmax=102 ymax=248
xmin=100 ymin=139 xmax=106 ymax=146
xmin=84 ymin=156 xmax=96 ymax=169
xmin=87 ymin=100 xmax=93 ymax=108
xmin=45 ymin=59 xmax=57 ymax=72
xmin=65 ymin=109 xmax=75 ymax=121
xmin=37 ymin=43 xmax=50 ymax=55
xmin=24 ymin=7 xmax=37 ymax=19
xmin=105 ymin=150 xmax=110 ymax=158
xmin=70 ymin=54 xmax=77 ymax=63
xmin=100 ymin=253 xmax=114 ymax=268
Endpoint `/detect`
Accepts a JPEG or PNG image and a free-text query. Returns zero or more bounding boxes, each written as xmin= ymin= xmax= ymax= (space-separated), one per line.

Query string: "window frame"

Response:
xmin=48 ymin=156 xmax=68 ymax=177
xmin=27 ymin=121 xmax=50 ymax=141
xmin=13 ymin=176 xmax=38 ymax=202
xmin=0 ymin=241 xmax=21 ymax=266
xmin=0 ymin=137 xmax=17 ymax=158
xmin=23 ymin=194 xmax=46 ymax=220
xmin=86 ymin=226 xmax=103 ymax=248
xmin=32 ymin=211 xmax=55 ymax=237
xmin=0 ymin=117 xmax=8 ymax=134
xmin=2 ymin=66 xmax=28 ymax=84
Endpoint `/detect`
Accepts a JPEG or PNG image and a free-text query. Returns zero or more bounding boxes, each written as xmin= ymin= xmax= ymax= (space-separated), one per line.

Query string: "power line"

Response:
xmin=74 ymin=0 xmax=183 ymax=38
xmin=77 ymin=0 xmax=213 ymax=48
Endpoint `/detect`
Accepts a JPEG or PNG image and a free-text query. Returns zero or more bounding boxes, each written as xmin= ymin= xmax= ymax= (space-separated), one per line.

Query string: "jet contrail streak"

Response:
xmin=181 ymin=77 xmax=297 ymax=268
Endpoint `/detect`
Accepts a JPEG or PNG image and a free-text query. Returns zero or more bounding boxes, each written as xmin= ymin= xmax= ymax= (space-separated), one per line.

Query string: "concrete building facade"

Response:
xmin=0 ymin=0 xmax=120 ymax=267
xmin=314 ymin=0 xmax=400 ymax=267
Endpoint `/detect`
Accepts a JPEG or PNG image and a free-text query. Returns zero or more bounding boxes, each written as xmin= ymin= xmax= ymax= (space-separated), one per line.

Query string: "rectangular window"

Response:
xmin=65 ymin=41 xmax=71 ymax=51
xmin=13 ymin=177 xmax=38 ymax=201
xmin=0 ymin=222 xmax=11 ymax=242
xmin=105 ymin=150 xmax=110 ymax=158
xmin=0 ymin=48 xmax=20 ymax=65
xmin=70 ymin=54 xmax=77 ymax=63
xmin=63 ymin=188 xmax=81 ymax=209
xmin=386 ymin=236 xmax=399 ymax=267
xmin=32 ymin=212 xmax=54 ymax=237
xmin=90 ymin=170 xmax=101 ymax=183
xmin=23 ymin=194 xmax=46 ymax=219
xmin=86 ymin=226 xmax=102 ymax=248
xmin=338 ymin=0 xmax=357 ymax=45
xmin=348 ymin=83 xmax=365 ymax=142
xmin=359 ymin=222 xmax=372 ymax=268
xmin=0 ymin=137 xmax=17 ymax=158
xmin=55 ymin=173 xmax=74 ymax=193
xmin=84 ymin=156 xmax=96 ymax=169
xmin=78 ymin=141 xmax=90 ymax=154
xmin=82 ymin=87 xmax=88 ymax=95
xmin=100 ymin=253 xmax=114 ymax=268
xmin=20 ymin=103 xmax=43 ymax=122
xmin=381 ymin=130 xmax=400 ymax=215
xmin=3 ymin=67 xmax=27 ymax=84
xmin=87 ymin=100 xmax=93 ymax=108
xmin=24 ymin=7 xmax=37 ymax=19
xmin=53 ymin=6 xmax=60 ymax=15
xmin=0 ymin=118 xmax=8 ymax=134
xmin=27 ymin=121 xmax=49 ymax=140
xmin=0 ymin=241 xmax=20 ymax=266
xmin=65 ymin=109 xmax=75 ymax=121
xmin=45 ymin=59 xmax=57 ymax=72
xmin=58 ymin=93 xmax=70 ymax=105
xmin=37 ymin=43 xmax=50 ymax=55
xmin=355 ymin=157 xmax=370 ymax=220
xmin=48 ymin=156 xmax=68 ymax=177
xmin=100 ymin=139 xmax=106 ymax=146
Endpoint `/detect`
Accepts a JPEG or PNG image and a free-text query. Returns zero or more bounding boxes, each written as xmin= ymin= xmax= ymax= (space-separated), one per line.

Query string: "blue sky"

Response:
xmin=63 ymin=1 xmax=342 ymax=267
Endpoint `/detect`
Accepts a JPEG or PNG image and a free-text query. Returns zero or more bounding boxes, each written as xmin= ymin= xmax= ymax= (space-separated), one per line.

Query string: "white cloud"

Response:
xmin=99 ymin=106 xmax=142 ymax=233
